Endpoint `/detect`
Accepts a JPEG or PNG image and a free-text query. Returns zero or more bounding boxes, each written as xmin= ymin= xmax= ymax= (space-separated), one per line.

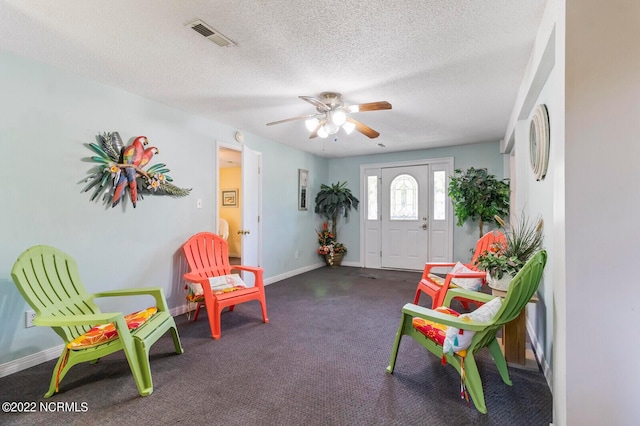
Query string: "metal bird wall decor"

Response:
xmin=83 ymin=132 xmax=191 ymax=208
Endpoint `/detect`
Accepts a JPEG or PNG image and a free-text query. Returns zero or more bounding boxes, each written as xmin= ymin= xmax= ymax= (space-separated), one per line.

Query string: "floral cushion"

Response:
xmin=186 ymin=273 xmax=246 ymax=303
xmin=412 ymin=297 xmax=502 ymax=357
xmin=67 ymin=307 xmax=157 ymax=350
xmin=427 ymin=273 xmax=446 ymax=286
xmin=412 ymin=307 xmax=461 ymax=347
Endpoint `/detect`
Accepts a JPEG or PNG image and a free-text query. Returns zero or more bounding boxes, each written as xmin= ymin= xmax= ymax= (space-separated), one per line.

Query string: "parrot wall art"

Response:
xmin=83 ymin=132 xmax=191 ymax=208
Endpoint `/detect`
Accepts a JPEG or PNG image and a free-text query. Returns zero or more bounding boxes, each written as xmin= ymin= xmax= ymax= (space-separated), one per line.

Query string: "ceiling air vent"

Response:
xmin=187 ymin=19 xmax=235 ymax=47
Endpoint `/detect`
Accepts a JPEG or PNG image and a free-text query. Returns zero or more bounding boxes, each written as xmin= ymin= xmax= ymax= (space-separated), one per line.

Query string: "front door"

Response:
xmin=381 ymin=165 xmax=430 ymax=269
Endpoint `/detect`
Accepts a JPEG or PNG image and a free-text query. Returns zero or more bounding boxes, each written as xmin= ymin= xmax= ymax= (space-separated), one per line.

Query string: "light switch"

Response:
xmin=196 ymin=199 xmax=202 ymax=209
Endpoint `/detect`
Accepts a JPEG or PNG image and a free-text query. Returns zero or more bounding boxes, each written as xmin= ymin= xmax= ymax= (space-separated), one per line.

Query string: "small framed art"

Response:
xmin=298 ymin=169 xmax=309 ymax=211
xmin=222 ymin=189 xmax=238 ymax=207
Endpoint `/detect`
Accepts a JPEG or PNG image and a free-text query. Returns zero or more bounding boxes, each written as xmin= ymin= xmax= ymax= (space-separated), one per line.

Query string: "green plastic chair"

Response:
xmin=10 ymin=245 xmax=184 ymax=397
xmin=386 ymin=250 xmax=547 ymax=414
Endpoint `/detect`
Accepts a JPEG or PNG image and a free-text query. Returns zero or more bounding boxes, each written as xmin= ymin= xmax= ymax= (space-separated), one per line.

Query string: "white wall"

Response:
xmin=564 ymin=0 xmax=640 ymax=424
xmin=507 ymin=1 xmax=640 ymax=424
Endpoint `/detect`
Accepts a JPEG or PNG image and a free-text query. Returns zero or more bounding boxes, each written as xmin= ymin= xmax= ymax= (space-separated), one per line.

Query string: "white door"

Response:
xmin=381 ymin=165 xmax=430 ymax=270
xmin=240 ymin=146 xmax=262 ymax=286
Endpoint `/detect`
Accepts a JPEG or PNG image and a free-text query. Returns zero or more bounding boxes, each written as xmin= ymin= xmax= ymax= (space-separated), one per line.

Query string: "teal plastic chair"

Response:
xmin=11 ymin=245 xmax=184 ymax=397
xmin=387 ymin=250 xmax=547 ymax=414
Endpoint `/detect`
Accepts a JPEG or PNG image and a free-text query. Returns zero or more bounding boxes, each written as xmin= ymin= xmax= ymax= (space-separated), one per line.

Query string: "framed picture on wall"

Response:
xmin=298 ymin=169 xmax=309 ymax=211
xmin=222 ymin=189 xmax=238 ymax=207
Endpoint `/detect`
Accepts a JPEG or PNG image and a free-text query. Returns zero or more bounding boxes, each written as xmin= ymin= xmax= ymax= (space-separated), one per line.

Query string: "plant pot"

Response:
xmin=324 ymin=252 xmax=343 ymax=267
xmin=487 ymin=273 xmax=513 ymax=291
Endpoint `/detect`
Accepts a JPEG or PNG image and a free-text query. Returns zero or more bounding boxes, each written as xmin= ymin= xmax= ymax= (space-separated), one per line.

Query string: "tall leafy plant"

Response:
xmin=314 ymin=181 xmax=359 ymax=241
xmin=448 ymin=167 xmax=510 ymax=238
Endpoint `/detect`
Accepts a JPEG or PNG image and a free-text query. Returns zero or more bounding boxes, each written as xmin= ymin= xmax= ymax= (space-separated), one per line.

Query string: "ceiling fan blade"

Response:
xmin=299 ymin=96 xmax=330 ymax=112
xmin=266 ymin=113 xmax=318 ymax=126
xmin=308 ymin=118 xmax=327 ymax=139
xmin=347 ymin=101 xmax=392 ymax=113
xmin=346 ymin=117 xmax=380 ymax=139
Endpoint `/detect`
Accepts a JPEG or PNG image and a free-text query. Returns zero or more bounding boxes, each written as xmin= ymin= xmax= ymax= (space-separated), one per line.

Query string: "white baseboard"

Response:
xmin=0 ymin=306 xmax=192 ymax=379
xmin=526 ymin=318 xmax=552 ymax=391
xmin=0 ymin=344 xmax=64 ymax=378
xmin=264 ymin=262 xmax=325 ymax=285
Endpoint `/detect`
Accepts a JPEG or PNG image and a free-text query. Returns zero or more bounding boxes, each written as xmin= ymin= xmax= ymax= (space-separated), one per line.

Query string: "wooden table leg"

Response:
xmin=503 ymin=308 xmax=526 ymax=365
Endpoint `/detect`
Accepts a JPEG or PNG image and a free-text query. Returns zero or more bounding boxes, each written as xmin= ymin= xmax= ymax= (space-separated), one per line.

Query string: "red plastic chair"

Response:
xmin=182 ymin=232 xmax=268 ymax=339
xmin=414 ymin=230 xmax=506 ymax=308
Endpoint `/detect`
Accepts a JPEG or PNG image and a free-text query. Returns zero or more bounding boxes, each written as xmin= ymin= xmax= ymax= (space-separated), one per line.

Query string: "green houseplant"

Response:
xmin=314 ymin=181 xmax=359 ymax=266
xmin=448 ymin=167 xmax=510 ymax=239
xmin=474 ymin=213 xmax=544 ymax=289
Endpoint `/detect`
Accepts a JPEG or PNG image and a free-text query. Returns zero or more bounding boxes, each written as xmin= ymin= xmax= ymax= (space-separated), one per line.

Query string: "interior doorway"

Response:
xmin=218 ymin=147 xmax=243 ymax=261
xmin=216 ymin=142 xmax=263 ymax=285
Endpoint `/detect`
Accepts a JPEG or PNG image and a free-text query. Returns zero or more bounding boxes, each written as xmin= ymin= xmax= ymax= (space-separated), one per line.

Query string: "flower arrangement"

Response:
xmin=474 ymin=242 xmax=521 ymax=280
xmin=317 ymin=222 xmax=347 ymax=266
xmin=474 ymin=213 xmax=544 ymax=280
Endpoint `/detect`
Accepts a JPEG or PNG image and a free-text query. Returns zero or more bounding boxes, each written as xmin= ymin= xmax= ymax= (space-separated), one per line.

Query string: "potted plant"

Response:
xmin=316 ymin=223 xmax=347 ymax=267
xmin=474 ymin=213 xmax=544 ymax=290
xmin=314 ymin=181 xmax=359 ymax=266
xmin=448 ymin=167 xmax=510 ymax=239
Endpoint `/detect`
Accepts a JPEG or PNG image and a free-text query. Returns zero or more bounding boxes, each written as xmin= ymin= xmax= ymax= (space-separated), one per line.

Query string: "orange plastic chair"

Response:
xmin=182 ymin=232 xmax=268 ymax=339
xmin=414 ymin=230 xmax=506 ymax=308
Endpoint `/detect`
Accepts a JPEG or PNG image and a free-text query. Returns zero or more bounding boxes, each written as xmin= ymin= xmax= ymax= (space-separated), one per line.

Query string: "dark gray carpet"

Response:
xmin=0 ymin=267 xmax=552 ymax=425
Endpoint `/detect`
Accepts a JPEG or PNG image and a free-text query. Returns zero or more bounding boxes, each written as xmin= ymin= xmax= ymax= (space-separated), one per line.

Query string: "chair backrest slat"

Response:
xmin=11 ymin=245 xmax=101 ymax=341
xmin=494 ymin=250 xmax=546 ymax=326
xmin=469 ymin=250 xmax=546 ymax=352
xmin=183 ymin=232 xmax=232 ymax=278
xmin=469 ymin=230 xmax=507 ymax=270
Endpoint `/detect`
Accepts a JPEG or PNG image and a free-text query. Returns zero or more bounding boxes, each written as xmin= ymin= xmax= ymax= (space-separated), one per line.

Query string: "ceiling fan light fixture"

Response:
xmin=324 ymin=121 xmax=340 ymax=135
xmin=317 ymin=126 xmax=329 ymax=138
xmin=342 ymin=120 xmax=356 ymax=135
xmin=331 ymin=108 xmax=347 ymax=126
xmin=305 ymin=117 xmax=320 ymax=132
xmin=267 ymin=92 xmax=391 ymax=140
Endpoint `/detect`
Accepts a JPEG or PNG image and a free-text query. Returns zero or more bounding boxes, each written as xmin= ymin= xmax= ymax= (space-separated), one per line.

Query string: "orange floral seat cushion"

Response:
xmin=412 ymin=297 xmax=503 ymax=357
xmin=412 ymin=306 xmax=460 ymax=347
xmin=67 ymin=307 xmax=158 ymax=350
xmin=186 ymin=274 xmax=246 ymax=303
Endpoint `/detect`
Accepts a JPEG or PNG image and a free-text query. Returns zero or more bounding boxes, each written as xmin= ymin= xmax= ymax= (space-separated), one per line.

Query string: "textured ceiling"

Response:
xmin=0 ymin=1 xmax=546 ymax=158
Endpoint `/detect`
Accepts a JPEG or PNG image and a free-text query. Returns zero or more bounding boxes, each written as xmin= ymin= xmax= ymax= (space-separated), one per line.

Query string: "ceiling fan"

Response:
xmin=266 ymin=92 xmax=392 ymax=139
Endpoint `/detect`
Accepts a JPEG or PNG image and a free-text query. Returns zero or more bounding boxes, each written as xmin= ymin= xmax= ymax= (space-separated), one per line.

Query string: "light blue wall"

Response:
xmin=250 ymin=133 xmax=329 ymax=274
xmin=0 ymin=50 xmax=327 ymax=364
xmin=326 ymin=142 xmax=505 ymax=263
xmin=0 ymin=49 xmax=501 ymax=366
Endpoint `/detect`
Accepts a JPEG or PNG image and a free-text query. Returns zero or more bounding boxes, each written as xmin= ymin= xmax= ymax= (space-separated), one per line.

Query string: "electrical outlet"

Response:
xmin=25 ymin=310 xmax=36 ymax=328
xmin=295 ymin=250 xmax=300 ymax=259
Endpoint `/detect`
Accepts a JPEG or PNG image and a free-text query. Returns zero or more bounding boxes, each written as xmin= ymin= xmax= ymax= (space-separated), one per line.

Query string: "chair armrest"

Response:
xmin=183 ymin=272 xmax=209 ymax=283
xmin=422 ymin=262 xmax=456 ymax=275
xmin=33 ymin=312 xmax=124 ymax=328
xmin=231 ymin=265 xmax=264 ymax=274
xmin=446 ymin=272 xmax=486 ymax=278
xmin=401 ymin=303 xmax=488 ymax=332
xmin=92 ymin=287 xmax=169 ymax=311
xmin=231 ymin=265 xmax=265 ymax=289
xmin=93 ymin=287 xmax=163 ymax=298
xmin=442 ymin=288 xmax=495 ymax=307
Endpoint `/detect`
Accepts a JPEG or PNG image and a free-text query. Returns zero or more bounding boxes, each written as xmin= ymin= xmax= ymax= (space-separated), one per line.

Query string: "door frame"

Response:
xmin=215 ymin=140 xmax=263 ymax=267
xmin=359 ymin=157 xmax=454 ymax=269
